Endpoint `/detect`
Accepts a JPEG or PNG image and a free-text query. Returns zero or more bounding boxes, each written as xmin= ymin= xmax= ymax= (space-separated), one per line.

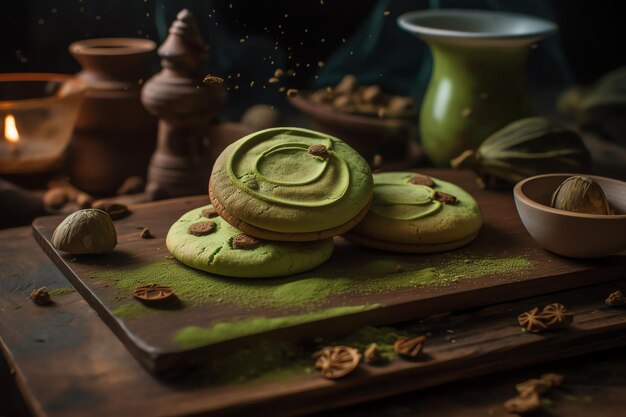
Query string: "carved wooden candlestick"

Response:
xmin=141 ymin=9 xmax=227 ymax=199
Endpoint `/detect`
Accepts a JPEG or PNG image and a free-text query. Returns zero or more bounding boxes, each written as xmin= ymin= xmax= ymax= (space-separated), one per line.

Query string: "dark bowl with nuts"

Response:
xmin=288 ymin=75 xmax=420 ymax=168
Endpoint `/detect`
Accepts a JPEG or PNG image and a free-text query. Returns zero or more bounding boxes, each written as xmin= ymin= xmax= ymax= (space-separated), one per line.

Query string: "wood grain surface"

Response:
xmin=30 ymin=170 xmax=626 ymax=373
xmin=1 ymin=226 xmax=626 ymax=417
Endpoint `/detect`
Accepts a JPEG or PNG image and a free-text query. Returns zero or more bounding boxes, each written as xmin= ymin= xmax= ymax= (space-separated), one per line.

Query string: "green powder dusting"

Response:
xmin=48 ymin=287 xmax=76 ymax=297
xmin=96 ymin=253 xmax=533 ymax=317
xmin=174 ymin=305 xmax=378 ymax=349
xmin=328 ymin=326 xmax=411 ymax=361
xmin=169 ymin=325 xmax=414 ymax=386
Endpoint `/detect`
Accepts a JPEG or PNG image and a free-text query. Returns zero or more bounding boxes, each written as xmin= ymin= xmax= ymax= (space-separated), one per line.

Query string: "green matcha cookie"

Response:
xmin=166 ymin=205 xmax=334 ymax=278
xmin=344 ymin=172 xmax=483 ymax=253
xmin=209 ymin=127 xmax=374 ymax=241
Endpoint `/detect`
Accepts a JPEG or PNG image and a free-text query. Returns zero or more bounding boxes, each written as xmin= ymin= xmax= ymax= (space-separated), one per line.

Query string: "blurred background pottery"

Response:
xmin=68 ymin=38 xmax=157 ymax=195
xmin=0 ymin=73 xmax=86 ymax=174
xmin=514 ymin=173 xmax=626 ymax=258
xmin=398 ymin=9 xmax=557 ymax=166
xmin=289 ymin=92 xmax=421 ymax=168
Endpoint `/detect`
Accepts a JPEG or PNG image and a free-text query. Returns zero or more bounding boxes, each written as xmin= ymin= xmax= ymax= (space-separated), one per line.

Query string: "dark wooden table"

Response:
xmin=1 ymin=224 xmax=626 ymax=417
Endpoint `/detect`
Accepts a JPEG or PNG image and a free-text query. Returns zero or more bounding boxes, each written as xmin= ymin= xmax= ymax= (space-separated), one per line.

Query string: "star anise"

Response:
xmin=132 ymin=284 xmax=175 ymax=302
xmin=394 ymin=335 xmax=426 ymax=358
xmin=540 ymin=303 xmax=573 ymax=329
xmin=313 ymin=346 xmax=361 ymax=379
xmin=517 ymin=307 xmax=548 ymax=333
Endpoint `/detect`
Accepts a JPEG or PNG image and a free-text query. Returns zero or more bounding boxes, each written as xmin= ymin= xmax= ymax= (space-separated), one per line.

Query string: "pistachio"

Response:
xmin=551 ymin=176 xmax=611 ymax=215
xmin=408 ymin=175 xmax=434 ymax=187
xmin=51 ymin=209 xmax=117 ymax=254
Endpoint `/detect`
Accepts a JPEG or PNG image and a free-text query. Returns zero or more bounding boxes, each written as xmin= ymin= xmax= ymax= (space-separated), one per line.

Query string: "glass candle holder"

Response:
xmin=0 ymin=73 xmax=86 ymax=174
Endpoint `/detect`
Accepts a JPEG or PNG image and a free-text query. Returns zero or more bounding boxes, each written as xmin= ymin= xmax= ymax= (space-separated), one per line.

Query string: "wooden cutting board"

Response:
xmin=32 ymin=169 xmax=626 ymax=373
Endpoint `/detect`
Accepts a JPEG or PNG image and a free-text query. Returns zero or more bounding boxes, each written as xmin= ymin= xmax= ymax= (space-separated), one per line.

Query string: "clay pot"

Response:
xmin=289 ymin=92 xmax=421 ymax=169
xmin=68 ymin=38 xmax=158 ymax=195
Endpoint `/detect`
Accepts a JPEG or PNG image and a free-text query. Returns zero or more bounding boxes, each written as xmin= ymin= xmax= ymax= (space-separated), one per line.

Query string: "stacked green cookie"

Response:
xmin=343 ymin=172 xmax=483 ymax=253
xmin=166 ymin=205 xmax=335 ymax=278
xmin=209 ymin=127 xmax=374 ymax=241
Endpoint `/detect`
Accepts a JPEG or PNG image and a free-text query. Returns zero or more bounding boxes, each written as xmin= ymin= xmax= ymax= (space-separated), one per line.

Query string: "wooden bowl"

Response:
xmin=514 ymin=173 xmax=626 ymax=258
xmin=288 ymin=92 xmax=420 ymax=167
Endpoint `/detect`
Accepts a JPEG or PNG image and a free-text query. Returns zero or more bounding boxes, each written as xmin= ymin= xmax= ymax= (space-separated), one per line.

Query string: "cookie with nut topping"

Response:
xmin=166 ymin=205 xmax=334 ymax=278
xmin=209 ymin=127 xmax=373 ymax=241
xmin=344 ymin=172 xmax=482 ymax=253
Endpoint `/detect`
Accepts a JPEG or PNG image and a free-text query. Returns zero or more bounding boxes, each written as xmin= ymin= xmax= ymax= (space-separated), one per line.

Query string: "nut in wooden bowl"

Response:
xmin=514 ymin=173 xmax=626 ymax=258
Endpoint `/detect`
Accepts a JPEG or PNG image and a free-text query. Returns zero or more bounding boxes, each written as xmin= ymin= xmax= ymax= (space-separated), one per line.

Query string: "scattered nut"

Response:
xmin=394 ymin=335 xmax=426 ymax=358
xmin=139 ymin=228 xmax=153 ymax=239
xmin=286 ymin=88 xmax=299 ymax=97
xmin=606 ymin=290 xmax=625 ymax=307
xmin=409 ymin=175 xmax=434 ymax=187
xmin=506 ymin=374 xmax=564 ymax=414
xmin=314 ymin=346 xmax=361 ymax=379
xmin=504 ymin=391 xmax=541 ymax=414
xmin=187 ymin=221 xmax=217 ymax=237
xmin=540 ymin=303 xmax=573 ymax=329
xmin=517 ymin=307 xmax=548 ymax=333
xmin=132 ymin=284 xmax=175 ymax=302
xmin=274 ymin=68 xmax=285 ymax=78
xmin=30 ymin=287 xmax=52 ymax=306
xmin=434 ymin=191 xmax=458 ymax=204
xmin=518 ymin=304 xmax=573 ymax=333
xmin=268 ymin=77 xmax=280 ymax=84
xmin=308 ymin=144 xmax=329 ymax=159
xmin=232 ymin=234 xmax=260 ymax=249
xmin=203 ymin=75 xmax=224 ymax=86
xmin=364 ymin=343 xmax=385 ymax=364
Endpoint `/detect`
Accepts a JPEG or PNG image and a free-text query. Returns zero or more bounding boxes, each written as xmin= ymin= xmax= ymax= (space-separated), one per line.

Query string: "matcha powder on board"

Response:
xmin=95 ymin=253 xmax=533 ymax=319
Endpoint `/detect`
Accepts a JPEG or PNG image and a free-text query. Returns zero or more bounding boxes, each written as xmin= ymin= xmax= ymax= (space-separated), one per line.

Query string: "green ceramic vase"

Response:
xmin=398 ymin=9 xmax=557 ymax=166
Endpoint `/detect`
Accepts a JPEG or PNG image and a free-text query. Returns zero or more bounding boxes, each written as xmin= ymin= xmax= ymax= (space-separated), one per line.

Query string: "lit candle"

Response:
xmin=4 ymin=114 xmax=20 ymax=157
